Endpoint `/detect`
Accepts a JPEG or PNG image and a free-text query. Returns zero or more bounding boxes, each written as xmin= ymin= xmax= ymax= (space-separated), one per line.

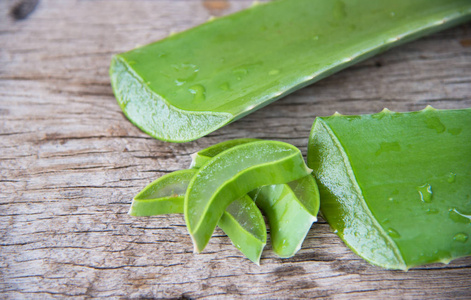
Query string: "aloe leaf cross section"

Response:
xmin=110 ymin=0 xmax=471 ymax=142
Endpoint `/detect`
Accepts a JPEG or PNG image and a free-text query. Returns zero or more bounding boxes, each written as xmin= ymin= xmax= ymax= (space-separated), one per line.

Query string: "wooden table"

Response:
xmin=1 ymin=0 xmax=470 ymax=298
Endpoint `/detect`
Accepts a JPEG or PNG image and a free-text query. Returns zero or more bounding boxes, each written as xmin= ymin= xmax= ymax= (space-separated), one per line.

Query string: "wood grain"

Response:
xmin=1 ymin=0 xmax=470 ymax=298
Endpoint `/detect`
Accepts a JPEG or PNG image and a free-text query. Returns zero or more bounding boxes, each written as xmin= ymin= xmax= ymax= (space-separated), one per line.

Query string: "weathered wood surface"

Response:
xmin=1 ymin=0 xmax=471 ymax=298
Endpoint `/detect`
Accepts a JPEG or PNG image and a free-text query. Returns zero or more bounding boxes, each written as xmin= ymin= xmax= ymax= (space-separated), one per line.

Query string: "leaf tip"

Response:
xmin=251 ymin=1 xmax=261 ymax=7
xmin=423 ymin=105 xmax=436 ymax=111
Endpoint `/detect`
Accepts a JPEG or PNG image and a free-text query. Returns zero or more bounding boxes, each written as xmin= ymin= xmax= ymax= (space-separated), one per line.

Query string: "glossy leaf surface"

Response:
xmin=185 ymin=141 xmax=312 ymax=252
xmin=307 ymin=107 xmax=471 ymax=270
xmin=110 ymin=0 xmax=471 ymax=142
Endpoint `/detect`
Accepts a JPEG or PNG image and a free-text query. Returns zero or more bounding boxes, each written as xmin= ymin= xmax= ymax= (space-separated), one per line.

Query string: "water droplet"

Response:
xmin=375 ymin=141 xmax=401 ymax=156
xmin=449 ymin=208 xmax=471 ymax=224
xmin=172 ymin=63 xmax=199 ymax=86
xmin=447 ymin=173 xmax=456 ymax=183
xmin=332 ymin=0 xmax=347 ymax=20
xmin=453 ymin=233 xmax=468 ymax=243
xmin=268 ymin=69 xmax=280 ymax=76
xmin=333 ymin=229 xmax=338 ymax=234
xmin=426 ymin=208 xmax=439 ymax=215
xmin=448 ymin=128 xmax=462 ymax=135
xmin=219 ymin=82 xmax=231 ymax=91
xmin=312 ymin=35 xmax=319 ymax=41
xmin=387 ymin=228 xmax=401 ymax=238
xmin=416 ymin=184 xmax=433 ymax=203
xmin=390 ymin=12 xmax=395 ymax=17
xmin=425 ymin=116 xmax=446 ymax=133
xmin=189 ymin=84 xmax=206 ymax=103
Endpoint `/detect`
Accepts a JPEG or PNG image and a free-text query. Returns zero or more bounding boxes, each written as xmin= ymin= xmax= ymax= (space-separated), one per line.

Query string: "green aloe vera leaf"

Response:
xmin=110 ymin=0 xmax=471 ymax=143
xmin=185 ymin=140 xmax=312 ymax=252
xmin=129 ymin=169 xmax=267 ymax=264
xmin=191 ymin=138 xmax=320 ymax=258
xmin=190 ymin=138 xmax=261 ymax=168
xmin=307 ymin=107 xmax=471 ymax=270
xmin=250 ymin=175 xmax=319 ymax=258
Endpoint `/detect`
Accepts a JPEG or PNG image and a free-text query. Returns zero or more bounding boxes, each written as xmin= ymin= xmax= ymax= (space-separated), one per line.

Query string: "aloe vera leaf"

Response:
xmin=307 ymin=107 xmax=471 ymax=270
xmin=110 ymin=0 xmax=471 ymax=143
xmin=192 ymin=138 xmax=320 ymax=257
xmin=250 ymin=175 xmax=319 ymax=258
xmin=129 ymin=169 xmax=267 ymax=264
xmin=185 ymin=141 xmax=312 ymax=252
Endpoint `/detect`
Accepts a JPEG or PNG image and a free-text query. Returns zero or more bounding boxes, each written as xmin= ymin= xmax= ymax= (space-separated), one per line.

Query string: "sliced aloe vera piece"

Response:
xmin=129 ymin=169 xmax=193 ymax=216
xmin=218 ymin=195 xmax=266 ymax=264
xmin=110 ymin=0 xmax=471 ymax=142
xmin=192 ymin=138 xmax=320 ymax=257
xmin=250 ymin=175 xmax=319 ymax=258
xmin=185 ymin=141 xmax=312 ymax=252
xmin=307 ymin=107 xmax=471 ymax=270
xmin=129 ymin=169 xmax=266 ymax=264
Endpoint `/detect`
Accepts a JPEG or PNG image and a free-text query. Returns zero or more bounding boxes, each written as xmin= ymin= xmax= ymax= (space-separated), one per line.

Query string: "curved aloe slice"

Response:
xmin=307 ymin=107 xmax=471 ymax=270
xmin=129 ymin=169 xmax=266 ymax=264
xmin=192 ymin=138 xmax=320 ymax=257
xmin=110 ymin=0 xmax=471 ymax=142
xmin=185 ymin=141 xmax=312 ymax=252
xmin=250 ymin=175 xmax=319 ymax=258
xmin=129 ymin=169 xmax=193 ymax=216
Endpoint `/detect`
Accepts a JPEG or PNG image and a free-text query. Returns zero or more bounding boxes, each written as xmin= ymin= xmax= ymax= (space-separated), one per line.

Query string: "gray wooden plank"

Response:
xmin=1 ymin=0 xmax=470 ymax=299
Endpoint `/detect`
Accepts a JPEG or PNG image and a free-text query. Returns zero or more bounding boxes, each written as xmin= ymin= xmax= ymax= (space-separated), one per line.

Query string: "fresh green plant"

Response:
xmin=110 ymin=0 xmax=471 ymax=142
xmin=307 ymin=107 xmax=471 ymax=270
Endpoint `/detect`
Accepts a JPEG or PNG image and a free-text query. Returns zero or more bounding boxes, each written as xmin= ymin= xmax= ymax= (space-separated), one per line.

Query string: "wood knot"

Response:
xmin=10 ymin=0 xmax=39 ymax=21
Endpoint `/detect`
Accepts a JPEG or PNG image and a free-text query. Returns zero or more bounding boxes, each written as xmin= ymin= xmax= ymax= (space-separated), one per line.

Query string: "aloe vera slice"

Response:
xmin=307 ymin=107 xmax=471 ymax=270
xmin=185 ymin=141 xmax=312 ymax=252
xmin=110 ymin=0 xmax=471 ymax=142
xmin=129 ymin=169 xmax=193 ymax=216
xmin=249 ymin=176 xmax=319 ymax=258
xmin=129 ymin=169 xmax=267 ymax=264
xmin=192 ymin=138 xmax=320 ymax=257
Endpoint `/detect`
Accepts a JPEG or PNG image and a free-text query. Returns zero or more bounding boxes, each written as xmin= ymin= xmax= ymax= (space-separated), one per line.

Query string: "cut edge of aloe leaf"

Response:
xmin=308 ymin=118 xmax=407 ymax=270
xmin=110 ymin=56 xmax=233 ymax=143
